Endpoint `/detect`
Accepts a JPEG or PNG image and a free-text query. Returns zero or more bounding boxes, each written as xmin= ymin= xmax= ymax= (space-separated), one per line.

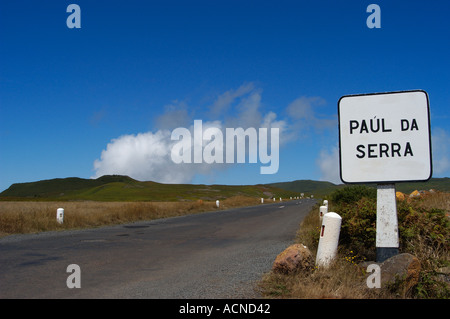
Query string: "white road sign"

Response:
xmin=338 ymin=90 xmax=432 ymax=184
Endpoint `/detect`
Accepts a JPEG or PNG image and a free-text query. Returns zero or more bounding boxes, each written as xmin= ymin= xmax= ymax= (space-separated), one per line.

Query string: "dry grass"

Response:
xmin=295 ymin=203 xmax=322 ymax=251
xmin=260 ymin=257 xmax=390 ymax=299
xmin=408 ymin=191 xmax=450 ymax=215
xmin=0 ymin=196 xmax=265 ymax=237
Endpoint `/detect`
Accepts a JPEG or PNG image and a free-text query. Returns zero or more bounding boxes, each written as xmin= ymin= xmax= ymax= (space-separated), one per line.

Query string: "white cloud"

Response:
xmin=286 ymin=96 xmax=323 ymax=120
xmin=209 ymin=82 xmax=256 ymax=118
xmin=285 ymin=96 xmax=336 ymax=142
xmin=316 ymin=145 xmax=341 ymax=184
xmin=92 ymin=130 xmax=194 ymax=183
xmin=92 ymin=83 xmax=333 ymax=183
xmin=154 ymin=100 xmax=190 ymax=130
xmin=432 ymin=128 xmax=450 ymax=176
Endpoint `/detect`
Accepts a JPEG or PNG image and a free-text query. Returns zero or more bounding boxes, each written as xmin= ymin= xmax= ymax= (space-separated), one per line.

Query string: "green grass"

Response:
xmin=268 ymin=178 xmax=450 ymax=198
xmin=0 ymin=175 xmax=301 ymax=202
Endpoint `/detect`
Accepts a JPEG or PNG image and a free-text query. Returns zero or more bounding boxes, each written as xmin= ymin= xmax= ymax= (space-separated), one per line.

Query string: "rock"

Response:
xmin=272 ymin=244 xmax=313 ymax=274
xmin=396 ymin=191 xmax=406 ymax=201
xmin=437 ymin=266 xmax=450 ymax=284
xmin=409 ymin=190 xmax=420 ymax=198
xmin=380 ymin=253 xmax=421 ymax=292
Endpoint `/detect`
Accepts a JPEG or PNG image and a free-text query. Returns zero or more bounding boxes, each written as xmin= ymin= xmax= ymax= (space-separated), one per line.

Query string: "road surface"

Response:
xmin=0 ymin=199 xmax=316 ymax=298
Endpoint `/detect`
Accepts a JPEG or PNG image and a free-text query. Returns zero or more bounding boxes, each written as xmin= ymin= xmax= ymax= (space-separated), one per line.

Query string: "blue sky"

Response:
xmin=1 ymin=0 xmax=449 ymax=191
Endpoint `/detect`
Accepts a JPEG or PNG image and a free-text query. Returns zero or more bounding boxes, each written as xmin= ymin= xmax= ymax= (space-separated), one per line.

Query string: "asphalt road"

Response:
xmin=0 ymin=199 xmax=316 ymax=299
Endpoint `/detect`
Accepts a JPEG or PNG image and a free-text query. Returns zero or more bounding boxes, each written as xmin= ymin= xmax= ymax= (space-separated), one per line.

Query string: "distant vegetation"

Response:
xmin=268 ymin=180 xmax=338 ymax=197
xmin=2 ymin=175 xmax=449 ymax=201
xmin=270 ymin=177 xmax=450 ymax=197
xmin=0 ymin=175 xmax=300 ymax=202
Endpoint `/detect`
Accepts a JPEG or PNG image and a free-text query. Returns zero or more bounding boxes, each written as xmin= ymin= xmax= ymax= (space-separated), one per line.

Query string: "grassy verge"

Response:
xmin=0 ymin=195 xmax=266 ymax=237
xmin=260 ymin=187 xmax=450 ymax=299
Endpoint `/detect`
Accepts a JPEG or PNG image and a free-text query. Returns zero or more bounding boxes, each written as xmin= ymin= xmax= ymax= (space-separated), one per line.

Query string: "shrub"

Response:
xmin=330 ymin=185 xmax=376 ymax=206
xmin=337 ymin=197 xmax=377 ymax=260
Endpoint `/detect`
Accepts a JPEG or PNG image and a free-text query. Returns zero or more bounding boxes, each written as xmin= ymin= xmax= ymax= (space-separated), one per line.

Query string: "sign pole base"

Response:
xmin=376 ymin=247 xmax=399 ymax=263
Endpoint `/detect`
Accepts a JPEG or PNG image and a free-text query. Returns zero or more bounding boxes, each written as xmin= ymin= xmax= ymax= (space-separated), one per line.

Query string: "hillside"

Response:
xmin=269 ymin=178 xmax=450 ymax=196
xmin=0 ymin=175 xmax=299 ymax=202
xmin=1 ymin=175 xmax=448 ymax=202
xmin=268 ymin=180 xmax=340 ymax=197
xmin=395 ymin=178 xmax=450 ymax=194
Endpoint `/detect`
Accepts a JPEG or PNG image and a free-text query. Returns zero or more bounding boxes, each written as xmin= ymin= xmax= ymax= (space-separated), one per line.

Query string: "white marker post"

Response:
xmin=319 ymin=205 xmax=327 ymax=220
xmin=316 ymin=212 xmax=342 ymax=268
xmin=338 ymin=90 xmax=432 ymax=262
xmin=57 ymin=208 xmax=64 ymax=224
xmin=216 ymin=200 xmax=220 ymax=208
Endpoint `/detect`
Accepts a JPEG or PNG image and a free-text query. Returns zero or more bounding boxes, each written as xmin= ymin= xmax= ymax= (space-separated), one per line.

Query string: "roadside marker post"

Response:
xmin=338 ymin=90 xmax=432 ymax=262
xmin=57 ymin=208 xmax=64 ymax=224
xmin=319 ymin=205 xmax=327 ymax=220
xmin=316 ymin=212 xmax=342 ymax=268
xmin=216 ymin=200 xmax=220 ymax=208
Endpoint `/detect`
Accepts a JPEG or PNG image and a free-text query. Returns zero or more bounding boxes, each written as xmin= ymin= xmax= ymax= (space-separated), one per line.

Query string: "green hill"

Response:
xmin=0 ymin=175 xmax=299 ymax=202
xmin=268 ymin=180 xmax=339 ymax=197
xmin=269 ymin=178 xmax=450 ymax=197
xmin=395 ymin=177 xmax=450 ymax=194
xmin=1 ymin=175 xmax=448 ymax=202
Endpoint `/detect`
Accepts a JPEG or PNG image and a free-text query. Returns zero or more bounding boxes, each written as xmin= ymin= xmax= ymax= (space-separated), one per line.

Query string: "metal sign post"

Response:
xmin=338 ymin=90 xmax=432 ymax=262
